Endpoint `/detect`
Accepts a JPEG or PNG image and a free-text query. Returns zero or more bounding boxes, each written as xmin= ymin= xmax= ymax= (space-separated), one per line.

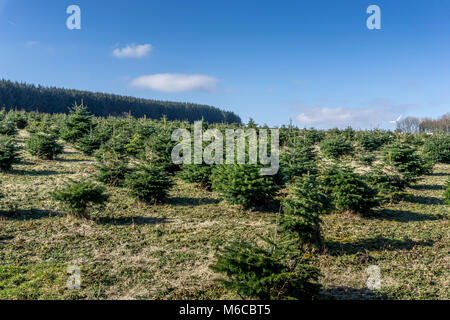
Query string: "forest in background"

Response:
xmin=0 ymin=80 xmax=241 ymax=124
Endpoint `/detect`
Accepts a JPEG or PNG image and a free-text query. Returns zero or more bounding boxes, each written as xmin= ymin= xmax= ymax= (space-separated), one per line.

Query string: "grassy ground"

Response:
xmin=0 ymin=132 xmax=448 ymax=300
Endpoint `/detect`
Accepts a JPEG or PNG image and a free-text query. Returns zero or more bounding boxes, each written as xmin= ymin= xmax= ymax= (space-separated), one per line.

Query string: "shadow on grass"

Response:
xmin=325 ymin=236 xmax=434 ymax=256
xmin=11 ymin=169 xmax=71 ymax=176
xmin=0 ymin=235 xmax=14 ymax=243
xmin=411 ymin=184 xmax=444 ymax=191
xmin=96 ymin=216 xmax=168 ymax=226
xmin=57 ymin=158 xmax=93 ymax=163
xmin=320 ymin=286 xmax=388 ymax=300
xmin=0 ymin=209 xmax=59 ymax=220
xmin=367 ymin=209 xmax=444 ymax=222
xmin=168 ymin=197 xmax=220 ymax=206
xmin=406 ymin=195 xmax=444 ymax=205
xmin=428 ymin=172 xmax=448 ymax=177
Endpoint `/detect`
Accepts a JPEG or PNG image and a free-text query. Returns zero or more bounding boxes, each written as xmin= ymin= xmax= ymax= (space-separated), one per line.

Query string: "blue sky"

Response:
xmin=0 ymin=0 xmax=449 ymax=128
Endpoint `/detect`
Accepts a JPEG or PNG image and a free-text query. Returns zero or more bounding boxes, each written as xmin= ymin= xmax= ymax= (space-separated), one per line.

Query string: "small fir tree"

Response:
xmin=52 ymin=180 xmax=109 ymax=219
xmin=210 ymin=234 xmax=321 ymax=300
xmin=25 ymin=133 xmax=63 ymax=160
xmin=281 ymin=175 xmax=332 ymax=250
xmin=0 ymin=135 xmax=19 ymax=171
xmin=211 ymin=164 xmax=277 ymax=208
xmin=125 ymin=163 xmax=173 ymax=203
xmin=319 ymin=165 xmax=379 ymax=214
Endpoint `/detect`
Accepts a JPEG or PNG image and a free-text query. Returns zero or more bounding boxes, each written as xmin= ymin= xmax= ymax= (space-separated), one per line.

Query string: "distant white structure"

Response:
xmin=389 ymin=115 xmax=402 ymax=125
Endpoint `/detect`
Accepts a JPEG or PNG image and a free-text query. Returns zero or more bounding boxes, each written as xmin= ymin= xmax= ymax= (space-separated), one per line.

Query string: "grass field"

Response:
xmin=0 ymin=131 xmax=448 ymax=300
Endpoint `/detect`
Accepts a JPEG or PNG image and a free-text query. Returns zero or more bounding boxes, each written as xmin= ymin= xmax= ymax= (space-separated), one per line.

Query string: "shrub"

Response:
xmin=444 ymin=179 xmax=450 ymax=206
xmin=7 ymin=112 xmax=28 ymax=129
xmin=280 ymin=140 xmax=317 ymax=184
xmin=95 ymin=150 xmax=129 ymax=187
xmin=125 ymin=163 xmax=173 ymax=203
xmin=60 ymin=103 xmax=93 ymax=143
xmin=25 ymin=133 xmax=63 ymax=160
xmin=364 ymin=167 xmax=409 ymax=203
xmin=357 ymin=131 xmax=392 ymax=151
xmin=143 ymin=128 xmax=179 ymax=173
xmin=52 ymin=180 xmax=109 ymax=219
xmin=281 ymin=175 xmax=332 ymax=250
xmin=319 ymin=135 xmax=354 ymax=159
xmin=0 ymin=120 xmax=17 ymax=136
xmin=178 ymin=164 xmax=213 ymax=190
xmin=319 ymin=165 xmax=379 ymax=214
xmin=0 ymin=135 xmax=18 ymax=171
xmin=210 ymin=235 xmax=320 ymax=300
xmin=383 ymin=141 xmax=431 ymax=180
xmin=75 ymin=132 xmax=102 ymax=155
xmin=358 ymin=152 xmax=377 ymax=166
xmin=211 ymin=164 xmax=277 ymax=208
xmin=423 ymin=135 xmax=450 ymax=164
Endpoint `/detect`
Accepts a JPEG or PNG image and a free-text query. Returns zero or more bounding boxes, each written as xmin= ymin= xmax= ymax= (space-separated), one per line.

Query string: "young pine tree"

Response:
xmin=383 ymin=141 xmax=431 ymax=181
xmin=25 ymin=133 xmax=63 ymax=160
xmin=125 ymin=163 xmax=173 ymax=204
xmin=444 ymin=179 xmax=450 ymax=206
xmin=319 ymin=165 xmax=379 ymax=214
xmin=60 ymin=102 xmax=94 ymax=143
xmin=281 ymin=175 xmax=332 ymax=251
xmin=279 ymin=138 xmax=317 ymax=184
xmin=211 ymin=164 xmax=277 ymax=208
xmin=210 ymin=234 xmax=321 ymax=300
xmin=52 ymin=180 xmax=109 ymax=219
xmin=0 ymin=135 xmax=19 ymax=172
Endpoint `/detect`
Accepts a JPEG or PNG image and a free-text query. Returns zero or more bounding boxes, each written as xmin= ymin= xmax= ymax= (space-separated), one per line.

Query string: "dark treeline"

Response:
xmin=0 ymin=80 xmax=241 ymax=124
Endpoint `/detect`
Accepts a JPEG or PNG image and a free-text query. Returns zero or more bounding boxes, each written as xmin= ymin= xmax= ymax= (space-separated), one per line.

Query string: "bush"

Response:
xmin=95 ymin=150 xmax=129 ymax=187
xmin=444 ymin=179 xmax=450 ymax=206
xmin=52 ymin=180 xmax=109 ymax=219
xmin=281 ymin=175 xmax=332 ymax=250
xmin=0 ymin=135 xmax=18 ymax=171
xmin=143 ymin=128 xmax=179 ymax=173
xmin=319 ymin=165 xmax=379 ymax=214
xmin=319 ymin=135 xmax=354 ymax=159
xmin=75 ymin=132 xmax=102 ymax=155
xmin=358 ymin=152 xmax=377 ymax=166
xmin=383 ymin=141 xmax=431 ymax=180
xmin=60 ymin=103 xmax=93 ymax=143
xmin=280 ymin=140 xmax=317 ymax=184
xmin=0 ymin=120 xmax=17 ymax=136
xmin=210 ymin=235 xmax=320 ymax=300
xmin=178 ymin=164 xmax=213 ymax=190
xmin=364 ymin=167 xmax=409 ymax=203
xmin=125 ymin=163 xmax=173 ymax=203
xmin=357 ymin=131 xmax=392 ymax=151
xmin=423 ymin=135 xmax=450 ymax=164
xmin=25 ymin=133 xmax=63 ymax=160
xmin=211 ymin=164 xmax=277 ymax=208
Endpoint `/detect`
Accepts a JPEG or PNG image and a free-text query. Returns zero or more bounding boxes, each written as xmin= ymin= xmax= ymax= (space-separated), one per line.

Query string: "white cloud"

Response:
xmin=130 ymin=73 xmax=218 ymax=93
xmin=113 ymin=44 xmax=152 ymax=59
xmin=295 ymin=106 xmax=397 ymax=129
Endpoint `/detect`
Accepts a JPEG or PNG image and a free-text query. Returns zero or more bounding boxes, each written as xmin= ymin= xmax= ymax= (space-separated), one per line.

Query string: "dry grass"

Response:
xmin=0 ymin=132 xmax=448 ymax=300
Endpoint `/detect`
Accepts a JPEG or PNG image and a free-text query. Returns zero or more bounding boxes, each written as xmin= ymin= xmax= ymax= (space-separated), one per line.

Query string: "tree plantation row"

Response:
xmin=0 ymin=106 xmax=449 ymax=299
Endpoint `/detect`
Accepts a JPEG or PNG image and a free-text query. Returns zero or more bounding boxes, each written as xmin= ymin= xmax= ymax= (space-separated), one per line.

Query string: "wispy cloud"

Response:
xmin=113 ymin=43 xmax=152 ymax=59
xmin=25 ymin=41 xmax=38 ymax=47
xmin=295 ymin=106 xmax=395 ymax=128
xmin=130 ymin=73 xmax=218 ymax=93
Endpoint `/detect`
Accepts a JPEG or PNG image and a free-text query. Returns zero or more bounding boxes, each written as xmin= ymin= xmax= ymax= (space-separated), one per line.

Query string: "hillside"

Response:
xmin=0 ymin=129 xmax=448 ymax=299
xmin=0 ymin=80 xmax=241 ymax=124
